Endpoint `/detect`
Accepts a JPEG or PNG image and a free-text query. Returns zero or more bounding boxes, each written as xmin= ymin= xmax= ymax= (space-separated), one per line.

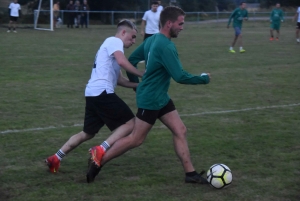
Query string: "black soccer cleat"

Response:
xmin=86 ymin=158 xmax=102 ymax=183
xmin=185 ymin=170 xmax=209 ymax=184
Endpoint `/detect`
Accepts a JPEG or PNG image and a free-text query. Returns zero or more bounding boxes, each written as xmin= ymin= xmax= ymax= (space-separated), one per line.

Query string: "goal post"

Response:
xmin=34 ymin=0 xmax=54 ymax=31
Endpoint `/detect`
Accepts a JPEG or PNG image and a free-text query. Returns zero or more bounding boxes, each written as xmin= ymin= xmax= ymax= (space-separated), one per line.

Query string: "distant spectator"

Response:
xmin=81 ymin=0 xmax=90 ymax=28
xmin=53 ymin=1 xmax=60 ymax=28
xmin=66 ymin=0 xmax=75 ymax=28
xmin=74 ymin=0 xmax=82 ymax=28
xmin=7 ymin=0 xmax=21 ymax=33
xmin=141 ymin=1 xmax=160 ymax=41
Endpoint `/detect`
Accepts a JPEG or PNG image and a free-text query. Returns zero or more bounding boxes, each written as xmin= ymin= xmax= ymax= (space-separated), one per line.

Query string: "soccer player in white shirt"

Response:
xmin=157 ymin=0 xmax=163 ymax=13
xmin=7 ymin=0 xmax=21 ymax=33
xmin=45 ymin=20 xmax=144 ymax=174
xmin=141 ymin=1 xmax=160 ymax=41
xmin=294 ymin=6 xmax=300 ymax=43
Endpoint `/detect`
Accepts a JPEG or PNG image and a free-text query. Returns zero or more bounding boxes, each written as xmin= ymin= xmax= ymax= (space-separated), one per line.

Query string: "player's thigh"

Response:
xmin=159 ymin=110 xmax=186 ymax=137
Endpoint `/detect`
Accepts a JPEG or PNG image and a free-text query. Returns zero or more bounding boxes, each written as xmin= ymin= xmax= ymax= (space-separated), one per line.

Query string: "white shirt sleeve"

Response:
xmin=142 ymin=11 xmax=148 ymax=21
xmin=106 ymin=38 xmax=124 ymax=56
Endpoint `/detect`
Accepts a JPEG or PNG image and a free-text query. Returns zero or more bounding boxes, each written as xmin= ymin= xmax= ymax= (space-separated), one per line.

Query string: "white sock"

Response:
xmin=100 ymin=141 xmax=110 ymax=152
xmin=55 ymin=149 xmax=66 ymax=161
xmin=240 ymin=47 xmax=243 ymax=51
xmin=229 ymin=47 xmax=233 ymax=50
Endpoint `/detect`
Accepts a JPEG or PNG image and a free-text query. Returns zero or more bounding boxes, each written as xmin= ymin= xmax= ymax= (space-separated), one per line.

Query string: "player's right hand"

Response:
xmin=201 ymin=73 xmax=211 ymax=80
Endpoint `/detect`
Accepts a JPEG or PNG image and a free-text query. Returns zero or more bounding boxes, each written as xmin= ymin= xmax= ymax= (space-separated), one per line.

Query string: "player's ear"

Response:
xmin=121 ymin=29 xmax=126 ymax=36
xmin=166 ymin=20 xmax=172 ymax=28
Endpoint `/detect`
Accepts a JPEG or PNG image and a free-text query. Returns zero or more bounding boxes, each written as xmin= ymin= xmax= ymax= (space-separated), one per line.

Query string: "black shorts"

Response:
xmin=297 ymin=22 xmax=300 ymax=29
xmin=136 ymin=99 xmax=176 ymax=125
xmin=83 ymin=90 xmax=135 ymax=135
xmin=144 ymin=34 xmax=154 ymax=41
xmin=10 ymin=16 xmax=18 ymax=22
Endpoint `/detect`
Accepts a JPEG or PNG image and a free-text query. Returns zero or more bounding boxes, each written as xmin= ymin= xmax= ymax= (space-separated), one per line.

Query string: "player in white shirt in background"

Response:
xmin=294 ymin=6 xmax=300 ymax=43
xmin=157 ymin=0 xmax=163 ymax=13
xmin=7 ymin=0 xmax=21 ymax=33
xmin=141 ymin=1 xmax=160 ymax=41
xmin=45 ymin=20 xmax=144 ymax=174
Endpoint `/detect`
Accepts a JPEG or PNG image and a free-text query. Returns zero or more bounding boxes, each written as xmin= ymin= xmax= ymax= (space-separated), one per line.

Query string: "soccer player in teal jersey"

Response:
xmin=87 ymin=6 xmax=211 ymax=184
xmin=227 ymin=2 xmax=248 ymax=53
xmin=270 ymin=3 xmax=284 ymax=41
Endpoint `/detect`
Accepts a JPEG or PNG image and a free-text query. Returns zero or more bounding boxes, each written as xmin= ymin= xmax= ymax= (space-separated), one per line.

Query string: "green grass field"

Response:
xmin=1 ymin=21 xmax=300 ymax=201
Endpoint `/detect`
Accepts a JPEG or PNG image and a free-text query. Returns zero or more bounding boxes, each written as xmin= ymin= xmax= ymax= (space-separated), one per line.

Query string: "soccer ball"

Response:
xmin=207 ymin=164 xmax=232 ymax=189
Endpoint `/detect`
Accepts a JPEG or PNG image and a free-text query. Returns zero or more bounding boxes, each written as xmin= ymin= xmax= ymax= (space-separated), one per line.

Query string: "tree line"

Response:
xmin=19 ymin=0 xmax=299 ymax=12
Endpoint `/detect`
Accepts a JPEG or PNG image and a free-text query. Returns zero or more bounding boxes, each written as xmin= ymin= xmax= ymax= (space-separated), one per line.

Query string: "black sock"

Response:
xmin=186 ymin=171 xmax=197 ymax=177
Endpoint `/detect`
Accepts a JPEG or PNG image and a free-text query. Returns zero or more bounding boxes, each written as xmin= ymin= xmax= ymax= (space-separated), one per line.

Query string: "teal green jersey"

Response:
xmin=227 ymin=8 xmax=248 ymax=28
xmin=270 ymin=8 xmax=284 ymax=22
xmin=128 ymin=33 xmax=210 ymax=110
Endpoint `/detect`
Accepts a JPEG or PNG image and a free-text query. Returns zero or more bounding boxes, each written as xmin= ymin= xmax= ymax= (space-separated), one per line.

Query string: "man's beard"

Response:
xmin=169 ymin=27 xmax=178 ymax=38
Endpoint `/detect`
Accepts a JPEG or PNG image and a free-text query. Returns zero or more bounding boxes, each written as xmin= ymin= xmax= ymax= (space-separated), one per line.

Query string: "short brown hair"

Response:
xmin=160 ymin=6 xmax=185 ymax=27
xmin=117 ymin=19 xmax=137 ymax=32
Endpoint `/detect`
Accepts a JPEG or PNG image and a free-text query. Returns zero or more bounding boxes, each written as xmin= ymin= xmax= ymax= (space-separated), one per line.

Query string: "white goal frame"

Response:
xmin=34 ymin=0 xmax=54 ymax=31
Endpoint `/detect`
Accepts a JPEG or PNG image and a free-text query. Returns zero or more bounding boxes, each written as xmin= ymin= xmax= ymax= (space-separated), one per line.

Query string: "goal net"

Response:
xmin=34 ymin=0 xmax=54 ymax=31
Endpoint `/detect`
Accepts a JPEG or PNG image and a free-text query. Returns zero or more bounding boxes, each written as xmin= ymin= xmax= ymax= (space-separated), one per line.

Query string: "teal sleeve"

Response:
xmin=227 ymin=10 xmax=235 ymax=26
xmin=245 ymin=10 xmax=248 ymax=18
xmin=270 ymin=10 xmax=273 ymax=20
xmin=127 ymin=42 xmax=145 ymax=83
xmin=161 ymin=44 xmax=209 ymax=85
xmin=281 ymin=10 xmax=284 ymax=20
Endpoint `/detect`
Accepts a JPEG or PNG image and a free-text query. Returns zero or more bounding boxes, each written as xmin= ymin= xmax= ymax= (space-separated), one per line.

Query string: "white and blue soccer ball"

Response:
xmin=207 ymin=163 xmax=232 ymax=189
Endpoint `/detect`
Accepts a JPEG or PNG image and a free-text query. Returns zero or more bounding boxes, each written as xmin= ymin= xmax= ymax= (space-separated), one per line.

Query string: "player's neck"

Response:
xmin=160 ymin=29 xmax=171 ymax=39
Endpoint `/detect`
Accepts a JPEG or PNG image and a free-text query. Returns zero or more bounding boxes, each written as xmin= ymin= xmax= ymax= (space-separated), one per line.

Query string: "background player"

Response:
xmin=294 ymin=6 xmax=300 ymax=43
xmin=140 ymin=1 xmax=160 ymax=41
xmin=7 ymin=0 xmax=21 ymax=33
xmin=270 ymin=3 xmax=284 ymax=41
xmin=227 ymin=2 xmax=248 ymax=53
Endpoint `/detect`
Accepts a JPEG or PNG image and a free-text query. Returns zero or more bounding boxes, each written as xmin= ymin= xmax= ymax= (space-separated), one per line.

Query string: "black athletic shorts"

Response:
xmin=136 ymin=99 xmax=176 ymax=125
xmin=83 ymin=90 xmax=135 ymax=135
xmin=144 ymin=33 xmax=154 ymax=41
xmin=10 ymin=16 xmax=18 ymax=22
xmin=297 ymin=22 xmax=300 ymax=29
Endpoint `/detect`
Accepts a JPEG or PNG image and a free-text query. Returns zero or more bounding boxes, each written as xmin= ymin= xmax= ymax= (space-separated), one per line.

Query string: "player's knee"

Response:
xmin=174 ymin=125 xmax=187 ymax=138
xmin=81 ymin=131 xmax=95 ymax=140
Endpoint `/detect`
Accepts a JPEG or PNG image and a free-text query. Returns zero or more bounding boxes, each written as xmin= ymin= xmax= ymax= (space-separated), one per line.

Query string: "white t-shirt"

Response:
xmin=297 ymin=7 xmax=300 ymax=22
xmin=85 ymin=37 xmax=124 ymax=96
xmin=157 ymin=5 xmax=163 ymax=13
xmin=142 ymin=10 xmax=160 ymax=34
xmin=9 ymin=3 xmax=21 ymax=17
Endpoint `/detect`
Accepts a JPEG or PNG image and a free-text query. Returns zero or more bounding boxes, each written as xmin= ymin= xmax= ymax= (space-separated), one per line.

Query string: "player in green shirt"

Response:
xmin=270 ymin=3 xmax=284 ymax=41
xmin=227 ymin=2 xmax=248 ymax=53
xmin=87 ymin=6 xmax=211 ymax=184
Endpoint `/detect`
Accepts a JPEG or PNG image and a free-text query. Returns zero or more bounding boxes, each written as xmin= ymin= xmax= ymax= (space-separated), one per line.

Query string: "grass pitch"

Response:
xmin=0 ymin=21 xmax=300 ymax=201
